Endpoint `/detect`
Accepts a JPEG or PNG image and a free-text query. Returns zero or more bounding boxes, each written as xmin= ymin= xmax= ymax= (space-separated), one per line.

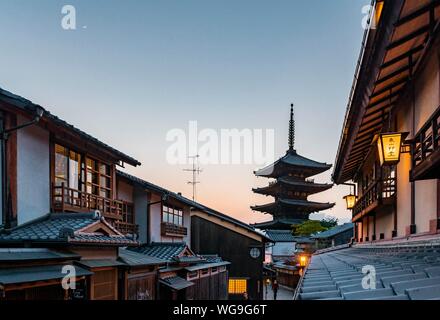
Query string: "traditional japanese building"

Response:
xmin=251 ymin=104 xmax=335 ymax=231
xmin=296 ymin=0 xmax=440 ymax=301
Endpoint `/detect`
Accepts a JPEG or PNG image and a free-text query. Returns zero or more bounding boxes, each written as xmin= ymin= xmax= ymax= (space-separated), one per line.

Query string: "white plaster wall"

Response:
xmin=375 ymin=211 xmax=393 ymax=240
xmin=17 ymin=116 xmax=50 ymax=225
xmin=368 ymin=216 xmax=375 ymax=239
xmin=412 ymin=46 xmax=439 ymax=233
xmin=414 ymin=48 xmax=439 ymax=133
xmin=149 ymin=193 xmax=163 ymax=243
xmin=362 ymin=217 xmax=368 ymax=240
xmin=415 ymin=180 xmax=437 ymax=233
xmin=117 ymin=180 xmax=134 ymax=203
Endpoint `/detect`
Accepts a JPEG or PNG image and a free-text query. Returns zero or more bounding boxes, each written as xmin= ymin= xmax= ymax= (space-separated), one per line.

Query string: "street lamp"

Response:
xmin=375 ymin=132 xmax=409 ymax=166
xmin=344 ymin=194 xmax=357 ymax=210
xmin=342 ymin=183 xmax=357 ymax=210
xmin=299 ymin=255 xmax=307 ymax=267
xmin=1 ymin=105 xmax=45 ymax=229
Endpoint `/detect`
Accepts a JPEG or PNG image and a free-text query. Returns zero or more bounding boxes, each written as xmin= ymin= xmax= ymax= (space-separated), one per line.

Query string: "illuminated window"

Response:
xmin=228 ymin=279 xmax=247 ymax=294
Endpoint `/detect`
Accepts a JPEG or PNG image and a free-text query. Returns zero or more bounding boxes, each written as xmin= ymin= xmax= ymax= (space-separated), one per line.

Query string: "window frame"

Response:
xmin=161 ymin=203 xmax=184 ymax=226
xmin=53 ymin=142 xmax=114 ymax=199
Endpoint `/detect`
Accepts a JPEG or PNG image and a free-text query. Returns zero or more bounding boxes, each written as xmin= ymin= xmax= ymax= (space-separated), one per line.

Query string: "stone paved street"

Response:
xmin=263 ymin=285 xmax=294 ymax=300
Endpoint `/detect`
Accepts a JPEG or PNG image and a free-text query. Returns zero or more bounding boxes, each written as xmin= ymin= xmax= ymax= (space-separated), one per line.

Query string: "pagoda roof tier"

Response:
xmin=251 ymin=198 xmax=335 ymax=215
xmin=252 ymin=175 xmax=333 ymax=197
xmin=254 ymin=149 xmax=332 ymax=178
xmin=251 ymin=218 xmax=306 ymax=230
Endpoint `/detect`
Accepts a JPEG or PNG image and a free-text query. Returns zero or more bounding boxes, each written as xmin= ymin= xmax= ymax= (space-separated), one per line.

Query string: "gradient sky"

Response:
xmin=0 ymin=0 xmax=369 ymax=225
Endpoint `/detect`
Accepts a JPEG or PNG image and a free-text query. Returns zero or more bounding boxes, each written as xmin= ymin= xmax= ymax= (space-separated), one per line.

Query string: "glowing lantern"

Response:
xmin=343 ymin=194 xmax=357 ymax=210
xmin=299 ymin=255 xmax=307 ymax=267
xmin=376 ymin=132 xmax=403 ymax=166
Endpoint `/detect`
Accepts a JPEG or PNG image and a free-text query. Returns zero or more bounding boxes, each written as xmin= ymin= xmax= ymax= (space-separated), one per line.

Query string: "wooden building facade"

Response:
xmin=191 ymin=206 xmax=271 ymax=300
xmin=333 ymin=0 xmax=440 ymax=242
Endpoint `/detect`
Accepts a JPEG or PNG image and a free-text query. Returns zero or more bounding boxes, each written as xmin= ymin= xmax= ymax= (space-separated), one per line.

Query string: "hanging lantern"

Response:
xmin=343 ymin=194 xmax=357 ymax=210
xmin=376 ymin=132 xmax=404 ymax=166
xmin=299 ymin=255 xmax=308 ymax=267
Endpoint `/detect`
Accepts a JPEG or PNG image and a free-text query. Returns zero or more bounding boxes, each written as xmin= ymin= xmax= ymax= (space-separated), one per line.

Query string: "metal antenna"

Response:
xmin=183 ymin=155 xmax=202 ymax=201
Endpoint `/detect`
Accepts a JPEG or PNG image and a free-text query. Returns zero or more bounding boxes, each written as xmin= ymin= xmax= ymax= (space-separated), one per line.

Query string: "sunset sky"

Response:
xmin=0 ymin=0 xmax=369 ymax=224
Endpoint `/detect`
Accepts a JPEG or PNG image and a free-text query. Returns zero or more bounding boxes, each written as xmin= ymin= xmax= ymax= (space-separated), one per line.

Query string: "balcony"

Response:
xmin=114 ymin=220 xmax=138 ymax=236
xmin=161 ymin=222 xmax=187 ymax=237
xmin=411 ymin=105 xmax=440 ymax=181
xmin=352 ymin=177 xmax=396 ymax=221
xmin=52 ymin=184 xmax=137 ymax=235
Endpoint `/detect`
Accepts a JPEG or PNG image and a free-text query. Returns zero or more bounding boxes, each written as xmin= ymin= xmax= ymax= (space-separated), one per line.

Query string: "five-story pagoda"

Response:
xmin=251 ymin=104 xmax=335 ymax=231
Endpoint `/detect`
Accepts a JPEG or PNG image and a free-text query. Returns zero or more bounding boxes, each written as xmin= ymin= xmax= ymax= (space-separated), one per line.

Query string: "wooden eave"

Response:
xmin=333 ymin=0 xmax=440 ymax=183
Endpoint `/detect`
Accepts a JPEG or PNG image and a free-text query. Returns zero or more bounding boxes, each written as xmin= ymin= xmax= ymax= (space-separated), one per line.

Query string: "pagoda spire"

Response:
xmin=288 ymin=103 xmax=295 ymax=151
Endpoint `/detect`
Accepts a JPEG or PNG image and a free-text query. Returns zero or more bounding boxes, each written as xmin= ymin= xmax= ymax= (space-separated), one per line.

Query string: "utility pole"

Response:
xmin=183 ymin=155 xmax=202 ymax=201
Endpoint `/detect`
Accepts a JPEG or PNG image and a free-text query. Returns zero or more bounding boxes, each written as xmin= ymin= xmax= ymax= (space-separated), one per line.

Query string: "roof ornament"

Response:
xmin=288 ymin=103 xmax=295 ymax=152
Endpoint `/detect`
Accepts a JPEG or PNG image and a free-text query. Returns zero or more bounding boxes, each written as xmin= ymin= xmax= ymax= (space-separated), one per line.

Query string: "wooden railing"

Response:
xmin=353 ymin=177 xmax=396 ymax=217
xmin=412 ymin=105 xmax=440 ymax=179
xmin=52 ymin=183 xmax=138 ymax=235
xmin=161 ymin=222 xmax=187 ymax=237
xmin=114 ymin=220 xmax=139 ymax=236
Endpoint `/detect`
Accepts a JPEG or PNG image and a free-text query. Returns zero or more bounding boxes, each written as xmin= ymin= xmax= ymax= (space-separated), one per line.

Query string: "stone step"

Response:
xmin=406 ymin=284 xmax=440 ymax=300
xmin=301 ymin=284 xmax=338 ymax=293
xmin=299 ymin=290 xmax=341 ymax=300
xmin=381 ymin=273 xmax=427 ymax=288
xmin=342 ymin=288 xmax=395 ymax=300
xmin=391 ymin=277 xmax=440 ymax=295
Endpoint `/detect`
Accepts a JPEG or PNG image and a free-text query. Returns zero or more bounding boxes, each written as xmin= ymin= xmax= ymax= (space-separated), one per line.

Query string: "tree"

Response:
xmin=291 ymin=217 xmax=339 ymax=237
xmin=293 ymin=220 xmax=326 ymax=236
xmin=320 ymin=217 xmax=338 ymax=229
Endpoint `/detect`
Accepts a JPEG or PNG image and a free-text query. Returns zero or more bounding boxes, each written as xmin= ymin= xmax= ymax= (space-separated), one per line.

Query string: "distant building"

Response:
xmin=265 ymin=230 xmax=296 ymax=263
xmin=191 ymin=205 xmax=272 ymax=300
xmin=251 ymin=105 xmax=334 ymax=232
xmin=311 ymin=223 xmax=354 ymax=250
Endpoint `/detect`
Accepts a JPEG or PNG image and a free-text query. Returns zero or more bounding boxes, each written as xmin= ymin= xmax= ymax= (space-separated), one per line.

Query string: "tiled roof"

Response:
xmin=0 ymin=248 xmax=80 ymax=262
xmin=0 ymin=264 xmax=93 ymax=286
xmin=312 ymin=223 xmax=354 ymax=239
xmin=118 ymin=248 xmax=166 ymax=267
xmin=159 ymin=276 xmax=194 ymax=290
xmin=130 ymin=242 xmax=188 ymax=261
xmin=254 ymin=150 xmax=332 ymax=177
xmin=76 ymin=259 xmax=126 ymax=269
xmin=295 ymin=243 xmax=440 ymax=300
xmin=265 ymin=230 xmax=296 ymax=242
xmin=201 ymin=255 xmax=224 ymax=263
xmin=0 ymin=213 xmax=138 ymax=246
xmin=0 ymin=88 xmax=140 ymax=167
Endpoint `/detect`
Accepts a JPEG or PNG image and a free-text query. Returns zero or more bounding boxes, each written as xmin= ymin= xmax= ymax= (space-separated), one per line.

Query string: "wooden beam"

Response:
xmin=371 ymin=76 xmax=408 ymax=98
xmin=395 ymin=0 xmax=440 ymax=27
xmin=380 ymin=45 xmax=424 ymax=69
xmin=387 ymin=24 xmax=430 ymax=50
xmin=375 ymin=65 xmax=410 ymax=85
